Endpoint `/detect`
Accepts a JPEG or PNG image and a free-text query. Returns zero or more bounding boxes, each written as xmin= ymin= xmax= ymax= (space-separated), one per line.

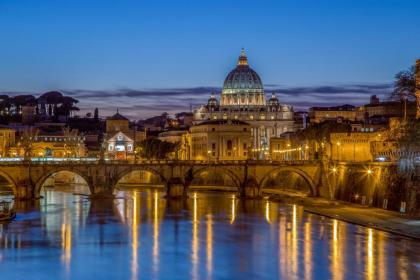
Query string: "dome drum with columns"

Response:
xmin=193 ymin=49 xmax=295 ymax=159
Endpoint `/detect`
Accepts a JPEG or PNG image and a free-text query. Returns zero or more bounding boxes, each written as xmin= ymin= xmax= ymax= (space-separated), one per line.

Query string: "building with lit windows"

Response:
xmin=10 ymin=125 xmax=86 ymax=158
xmin=193 ymin=49 xmax=294 ymax=159
xmin=189 ymin=120 xmax=251 ymax=160
xmin=0 ymin=127 xmax=16 ymax=157
xmin=104 ymin=111 xmax=145 ymax=160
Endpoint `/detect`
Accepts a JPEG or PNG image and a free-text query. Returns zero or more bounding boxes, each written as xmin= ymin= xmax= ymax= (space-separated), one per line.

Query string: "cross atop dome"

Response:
xmin=237 ymin=48 xmax=248 ymax=66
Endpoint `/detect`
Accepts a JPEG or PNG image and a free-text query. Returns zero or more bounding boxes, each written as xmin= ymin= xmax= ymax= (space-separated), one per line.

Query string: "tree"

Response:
xmin=63 ymin=127 xmax=79 ymax=157
xmin=397 ymin=119 xmax=420 ymax=177
xmin=19 ymin=127 xmax=39 ymax=160
xmin=94 ymin=108 xmax=99 ymax=120
xmin=393 ymin=66 xmax=416 ymax=102
xmin=392 ymin=65 xmax=416 ymax=120
xmin=138 ymin=138 xmax=177 ymax=160
xmin=296 ymin=121 xmax=351 ymax=144
xmin=295 ymin=121 xmax=351 ymax=159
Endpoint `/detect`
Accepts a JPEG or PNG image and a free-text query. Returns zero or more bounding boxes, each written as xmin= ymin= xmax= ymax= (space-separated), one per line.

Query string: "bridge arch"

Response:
xmin=114 ymin=166 xmax=168 ymax=189
xmin=259 ymin=167 xmax=317 ymax=196
xmin=187 ymin=166 xmax=242 ymax=191
xmin=35 ymin=168 xmax=92 ymax=195
xmin=0 ymin=170 xmax=18 ymax=196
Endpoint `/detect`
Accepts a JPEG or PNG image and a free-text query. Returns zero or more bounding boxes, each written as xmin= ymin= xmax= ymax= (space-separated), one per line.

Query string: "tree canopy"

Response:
xmin=392 ymin=65 xmax=416 ymax=101
xmin=138 ymin=138 xmax=178 ymax=160
xmin=296 ymin=121 xmax=351 ymax=143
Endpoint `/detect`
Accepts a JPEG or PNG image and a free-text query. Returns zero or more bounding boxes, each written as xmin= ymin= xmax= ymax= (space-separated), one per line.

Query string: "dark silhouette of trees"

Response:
xmin=138 ymin=139 xmax=177 ymax=160
xmin=393 ymin=65 xmax=416 ymax=102
xmin=94 ymin=108 xmax=99 ymax=120
xmin=37 ymin=91 xmax=79 ymax=119
xmin=296 ymin=121 xmax=351 ymax=144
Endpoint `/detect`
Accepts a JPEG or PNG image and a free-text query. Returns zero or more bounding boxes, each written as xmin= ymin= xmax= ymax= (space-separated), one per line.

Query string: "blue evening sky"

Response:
xmin=0 ymin=0 xmax=419 ymax=118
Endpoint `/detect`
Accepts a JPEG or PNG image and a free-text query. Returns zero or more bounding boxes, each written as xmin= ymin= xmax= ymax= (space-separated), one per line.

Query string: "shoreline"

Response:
xmin=267 ymin=192 xmax=420 ymax=240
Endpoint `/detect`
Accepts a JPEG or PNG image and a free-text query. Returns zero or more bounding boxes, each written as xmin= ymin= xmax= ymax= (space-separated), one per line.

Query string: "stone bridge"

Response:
xmin=0 ymin=160 xmax=327 ymax=200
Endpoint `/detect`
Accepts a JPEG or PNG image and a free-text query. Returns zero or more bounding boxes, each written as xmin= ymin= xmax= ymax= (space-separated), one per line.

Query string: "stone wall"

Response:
xmin=327 ymin=163 xmax=420 ymax=215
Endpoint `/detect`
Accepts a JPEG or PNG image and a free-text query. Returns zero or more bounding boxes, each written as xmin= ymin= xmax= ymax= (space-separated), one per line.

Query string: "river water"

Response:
xmin=0 ymin=189 xmax=419 ymax=280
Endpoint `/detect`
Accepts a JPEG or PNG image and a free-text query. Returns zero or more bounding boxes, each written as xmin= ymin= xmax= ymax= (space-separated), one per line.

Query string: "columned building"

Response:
xmin=189 ymin=120 xmax=251 ymax=160
xmin=193 ymin=49 xmax=294 ymax=159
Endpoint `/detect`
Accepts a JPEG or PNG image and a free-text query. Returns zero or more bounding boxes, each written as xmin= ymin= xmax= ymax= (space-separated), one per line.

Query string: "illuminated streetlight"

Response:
xmin=367 ymin=169 xmax=373 ymax=175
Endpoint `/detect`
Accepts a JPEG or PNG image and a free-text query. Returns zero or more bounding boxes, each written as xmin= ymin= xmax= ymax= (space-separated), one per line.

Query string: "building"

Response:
xmin=357 ymin=97 xmax=416 ymax=121
xmin=158 ymin=129 xmax=187 ymax=144
xmin=308 ymin=104 xmax=357 ymax=124
xmin=193 ymin=49 xmax=294 ymax=159
xmin=329 ymin=132 xmax=385 ymax=162
xmin=0 ymin=127 xmax=16 ymax=157
xmin=189 ymin=120 xmax=251 ymax=160
xmin=269 ymin=137 xmax=314 ymax=161
xmin=104 ymin=111 xmax=146 ymax=160
xmin=11 ymin=125 xmax=86 ymax=158
xmin=106 ymin=111 xmax=130 ymax=133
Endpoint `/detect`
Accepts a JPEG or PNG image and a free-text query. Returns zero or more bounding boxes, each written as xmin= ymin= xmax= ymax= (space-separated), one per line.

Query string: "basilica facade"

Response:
xmin=193 ymin=49 xmax=294 ymax=159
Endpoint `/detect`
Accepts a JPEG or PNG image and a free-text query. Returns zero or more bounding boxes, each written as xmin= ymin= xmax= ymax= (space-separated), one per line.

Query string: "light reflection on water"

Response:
xmin=0 ymin=189 xmax=419 ymax=280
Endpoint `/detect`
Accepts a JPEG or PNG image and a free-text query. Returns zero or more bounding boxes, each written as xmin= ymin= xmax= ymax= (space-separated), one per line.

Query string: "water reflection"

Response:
xmin=131 ymin=191 xmax=139 ymax=280
xmin=0 ymin=189 xmax=419 ymax=280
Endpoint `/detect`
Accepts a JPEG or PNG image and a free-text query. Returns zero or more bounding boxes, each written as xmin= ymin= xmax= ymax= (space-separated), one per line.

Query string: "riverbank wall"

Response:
xmin=325 ymin=162 xmax=420 ymax=215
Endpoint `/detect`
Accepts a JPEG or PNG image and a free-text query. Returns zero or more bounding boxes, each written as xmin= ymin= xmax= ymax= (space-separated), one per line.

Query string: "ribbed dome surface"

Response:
xmin=222 ymin=67 xmax=263 ymax=92
xmin=222 ymin=49 xmax=263 ymax=94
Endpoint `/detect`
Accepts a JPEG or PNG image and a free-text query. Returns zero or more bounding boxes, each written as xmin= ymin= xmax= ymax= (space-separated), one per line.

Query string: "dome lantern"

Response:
xmin=237 ymin=48 xmax=248 ymax=66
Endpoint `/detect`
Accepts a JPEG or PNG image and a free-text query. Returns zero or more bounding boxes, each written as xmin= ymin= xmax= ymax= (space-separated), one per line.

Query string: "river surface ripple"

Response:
xmin=0 ymin=189 xmax=419 ymax=280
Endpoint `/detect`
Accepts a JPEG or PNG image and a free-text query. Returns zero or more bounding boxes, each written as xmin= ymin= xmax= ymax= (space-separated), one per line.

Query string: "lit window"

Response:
xmin=115 ymin=145 xmax=125 ymax=152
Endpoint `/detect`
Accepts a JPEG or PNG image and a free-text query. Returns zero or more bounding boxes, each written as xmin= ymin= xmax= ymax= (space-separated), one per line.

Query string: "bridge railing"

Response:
xmin=0 ymin=157 xmax=321 ymax=166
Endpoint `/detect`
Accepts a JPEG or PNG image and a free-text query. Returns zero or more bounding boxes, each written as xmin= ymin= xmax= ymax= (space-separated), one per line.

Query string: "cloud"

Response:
xmin=1 ymin=83 xmax=393 ymax=119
